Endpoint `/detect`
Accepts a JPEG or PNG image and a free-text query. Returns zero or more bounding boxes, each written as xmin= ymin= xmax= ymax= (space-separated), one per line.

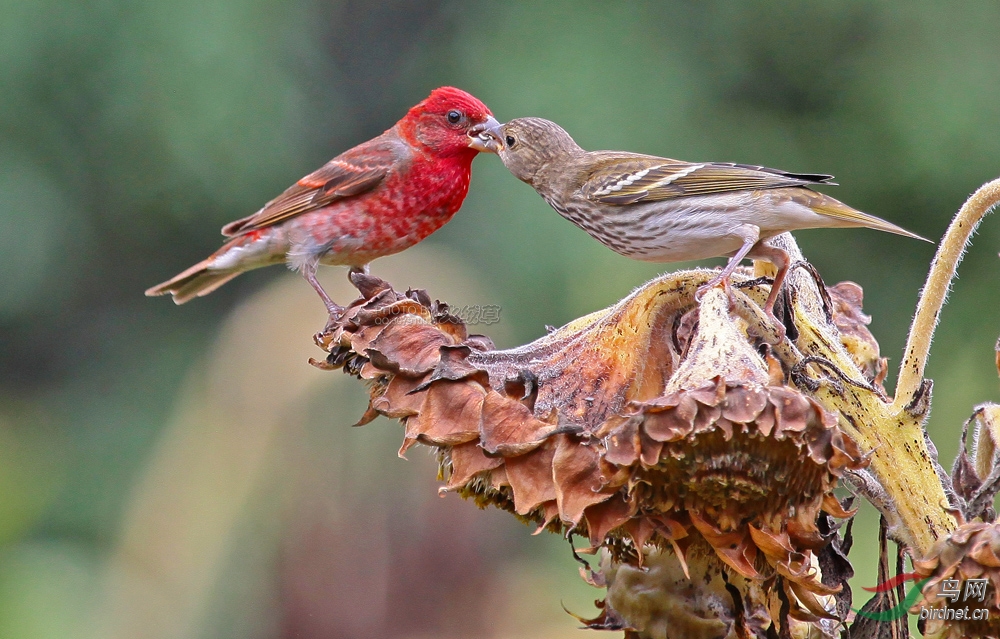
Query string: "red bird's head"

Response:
xmin=398 ymin=87 xmax=500 ymax=158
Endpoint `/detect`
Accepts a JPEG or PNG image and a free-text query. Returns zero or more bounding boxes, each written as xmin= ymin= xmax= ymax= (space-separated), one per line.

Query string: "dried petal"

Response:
xmin=367 ymin=320 xmax=452 ymax=375
xmin=722 ymin=384 xmax=768 ymax=423
xmin=600 ymin=416 xmax=641 ymax=467
xmin=478 ymin=392 xmax=556 ymax=456
xmin=446 ymin=441 xmax=502 ymax=489
xmin=371 ymin=374 xmax=427 ymax=418
xmin=553 ymin=435 xmax=614 ymax=524
xmin=505 ymin=440 xmax=558 ymax=516
xmin=405 ymin=381 xmax=484 ymax=446
xmin=584 ymin=495 xmax=634 ymax=547
xmin=641 ymin=395 xmax=698 ymax=442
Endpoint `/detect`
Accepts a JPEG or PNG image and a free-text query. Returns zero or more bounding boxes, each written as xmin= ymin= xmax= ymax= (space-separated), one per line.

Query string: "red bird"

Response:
xmin=146 ymin=87 xmax=499 ymax=315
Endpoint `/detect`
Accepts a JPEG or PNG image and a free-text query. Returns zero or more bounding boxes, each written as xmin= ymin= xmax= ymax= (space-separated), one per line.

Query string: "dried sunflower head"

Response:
xmin=588 ymin=542 xmax=842 ymax=639
xmin=315 ymin=267 xmax=864 ymax=634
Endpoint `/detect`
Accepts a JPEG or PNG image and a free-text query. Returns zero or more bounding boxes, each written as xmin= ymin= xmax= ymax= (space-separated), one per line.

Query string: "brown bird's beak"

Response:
xmin=468 ymin=116 xmax=504 ymax=153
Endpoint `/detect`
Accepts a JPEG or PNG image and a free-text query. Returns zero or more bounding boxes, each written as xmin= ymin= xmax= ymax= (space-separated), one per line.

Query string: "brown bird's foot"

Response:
xmin=700 ymin=233 xmax=792 ymax=343
xmin=318 ymin=294 xmax=346 ymax=320
xmin=697 ymin=271 xmax=788 ymax=344
xmin=696 ymin=275 xmax=788 ymax=343
xmin=695 ymin=272 xmax=734 ymax=304
xmin=750 ymin=243 xmax=792 ymax=343
xmin=323 ymin=303 xmax=346 ymax=323
xmin=729 ymin=278 xmax=786 ymax=345
xmin=763 ymin=306 xmax=787 ymax=343
xmin=698 ymin=273 xmax=787 ymax=342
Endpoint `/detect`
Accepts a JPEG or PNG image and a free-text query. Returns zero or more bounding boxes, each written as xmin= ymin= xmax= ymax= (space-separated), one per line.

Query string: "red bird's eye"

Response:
xmin=446 ymin=110 xmax=462 ymax=124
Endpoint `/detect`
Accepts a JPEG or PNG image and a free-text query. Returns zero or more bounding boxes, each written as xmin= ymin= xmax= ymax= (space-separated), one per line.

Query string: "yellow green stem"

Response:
xmin=892 ymin=178 xmax=1000 ymax=411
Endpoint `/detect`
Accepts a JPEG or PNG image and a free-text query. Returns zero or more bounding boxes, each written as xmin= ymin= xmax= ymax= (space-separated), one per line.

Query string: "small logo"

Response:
xmin=853 ymin=572 xmax=927 ymax=621
xmin=854 ymin=574 xmax=991 ymax=623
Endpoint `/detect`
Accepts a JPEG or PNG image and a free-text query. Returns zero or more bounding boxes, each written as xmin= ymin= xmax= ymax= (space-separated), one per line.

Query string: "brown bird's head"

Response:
xmin=399 ymin=86 xmax=501 ymax=158
xmin=477 ymin=117 xmax=583 ymax=186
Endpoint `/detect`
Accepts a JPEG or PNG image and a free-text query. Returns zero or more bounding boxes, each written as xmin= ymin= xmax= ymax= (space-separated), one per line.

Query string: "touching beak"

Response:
xmin=468 ymin=116 xmax=504 ymax=153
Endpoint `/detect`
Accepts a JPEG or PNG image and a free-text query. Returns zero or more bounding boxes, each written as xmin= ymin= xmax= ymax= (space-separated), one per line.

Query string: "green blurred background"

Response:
xmin=2 ymin=1 xmax=999 ymax=637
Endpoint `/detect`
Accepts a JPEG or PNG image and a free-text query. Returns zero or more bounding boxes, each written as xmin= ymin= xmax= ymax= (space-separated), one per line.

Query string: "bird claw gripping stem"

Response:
xmin=312 ymin=271 xmax=395 ymax=349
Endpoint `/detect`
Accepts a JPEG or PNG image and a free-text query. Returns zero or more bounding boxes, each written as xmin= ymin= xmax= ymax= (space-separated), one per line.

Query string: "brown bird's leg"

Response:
xmin=746 ymin=240 xmax=791 ymax=341
xmin=697 ymin=228 xmax=788 ymax=341
xmin=747 ymin=241 xmax=790 ymax=319
xmin=301 ymin=262 xmax=344 ymax=317
xmin=697 ymin=226 xmax=760 ymax=302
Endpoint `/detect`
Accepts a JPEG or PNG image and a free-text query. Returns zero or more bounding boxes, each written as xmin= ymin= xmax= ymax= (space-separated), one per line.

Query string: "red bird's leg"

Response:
xmin=300 ymin=262 xmax=344 ymax=317
xmin=348 ymin=265 xmax=370 ymax=277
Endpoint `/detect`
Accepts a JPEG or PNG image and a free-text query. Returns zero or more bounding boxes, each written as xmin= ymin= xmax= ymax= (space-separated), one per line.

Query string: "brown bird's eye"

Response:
xmin=505 ymin=135 xmax=516 ymax=148
xmin=447 ymin=110 xmax=462 ymax=124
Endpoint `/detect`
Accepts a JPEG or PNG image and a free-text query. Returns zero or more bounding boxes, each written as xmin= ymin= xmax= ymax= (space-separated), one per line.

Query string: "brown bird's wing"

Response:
xmin=221 ymin=135 xmax=402 ymax=236
xmin=580 ymin=153 xmax=835 ymax=206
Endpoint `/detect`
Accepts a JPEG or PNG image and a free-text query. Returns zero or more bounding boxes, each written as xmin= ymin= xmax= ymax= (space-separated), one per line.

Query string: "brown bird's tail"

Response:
xmin=145 ymin=259 xmax=242 ymax=304
xmin=794 ymin=189 xmax=932 ymax=242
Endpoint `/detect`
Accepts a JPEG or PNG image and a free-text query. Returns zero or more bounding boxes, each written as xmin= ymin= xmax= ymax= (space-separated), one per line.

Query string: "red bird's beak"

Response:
xmin=468 ymin=116 xmax=503 ymax=153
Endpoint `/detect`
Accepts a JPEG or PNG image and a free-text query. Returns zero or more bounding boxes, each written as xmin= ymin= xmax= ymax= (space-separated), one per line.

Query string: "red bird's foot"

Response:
xmin=348 ymin=269 xmax=391 ymax=300
xmin=325 ymin=303 xmax=346 ymax=320
xmin=314 ymin=307 xmax=347 ymax=351
xmin=323 ymin=303 xmax=346 ymax=327
xmin=300 ymin=263 xmax=346 ymax=318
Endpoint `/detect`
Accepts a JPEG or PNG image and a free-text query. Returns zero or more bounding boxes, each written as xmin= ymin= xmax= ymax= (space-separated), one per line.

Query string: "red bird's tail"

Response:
xmin=145 ymin=258 xmax=242 ymax=304
xmin=147 ymin=231 xmax=286 ymax=304
xmin=146 ymin=234 xmax=263 ymax=304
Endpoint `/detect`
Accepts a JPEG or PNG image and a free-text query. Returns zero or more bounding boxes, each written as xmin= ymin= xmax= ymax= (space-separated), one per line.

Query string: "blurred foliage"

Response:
xmin=1 ymin=0 xmax=999 ymax=636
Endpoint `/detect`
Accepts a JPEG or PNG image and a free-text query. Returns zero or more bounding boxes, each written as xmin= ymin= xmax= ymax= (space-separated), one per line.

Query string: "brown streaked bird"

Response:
xmin=479 ymin=117 xmax=929 ymax=331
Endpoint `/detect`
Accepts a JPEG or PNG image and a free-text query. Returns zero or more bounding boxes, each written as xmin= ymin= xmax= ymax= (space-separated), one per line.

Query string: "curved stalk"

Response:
xmin=893 ymin=178 xmax=1000 ymax=410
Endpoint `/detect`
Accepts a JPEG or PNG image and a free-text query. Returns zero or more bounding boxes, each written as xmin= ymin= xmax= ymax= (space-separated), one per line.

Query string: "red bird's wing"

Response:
xmin=221 ymin=137 xmax=402 ymax=236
